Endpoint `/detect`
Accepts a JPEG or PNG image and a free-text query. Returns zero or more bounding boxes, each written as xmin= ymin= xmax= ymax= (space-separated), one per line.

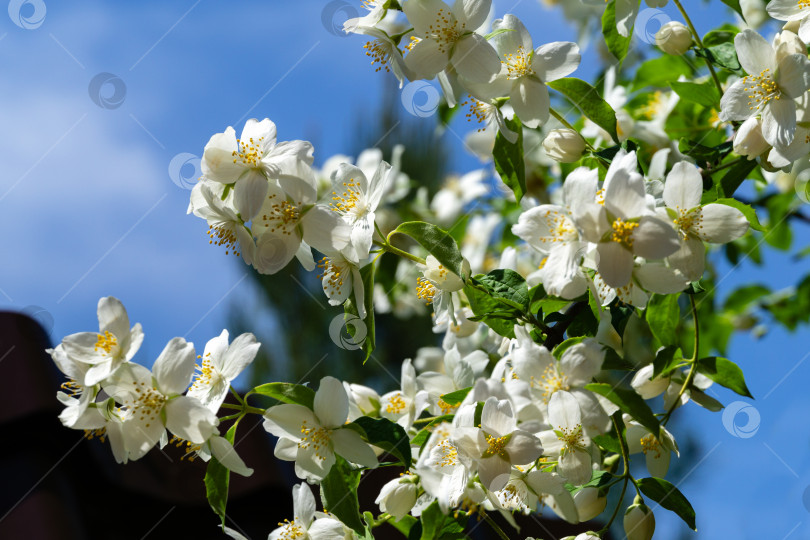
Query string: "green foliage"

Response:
xmin=548 ymin=77 xmax=619 ymax=142
xmin=493 ymin=116 xmax=526 ymax=202
xmin=637 ymin=477 xmax=697 ymax=530
xmin=321 ymin=456 xmax=365 ymax=535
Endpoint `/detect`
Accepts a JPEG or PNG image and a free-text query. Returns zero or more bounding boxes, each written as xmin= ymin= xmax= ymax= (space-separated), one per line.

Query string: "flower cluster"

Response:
xmin=45 ymin=1 xmax=810 ymax=539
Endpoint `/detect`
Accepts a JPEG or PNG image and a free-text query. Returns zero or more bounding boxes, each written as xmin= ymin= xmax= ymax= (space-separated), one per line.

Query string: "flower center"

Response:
xmin=94 ymin=331 xmax=118 ymax=355
xmin=318 ymin=256 xmax=348 ymax=297
xmin=640 ymin=434 xmax=663 ymax=458
xmin=416 ymin=277 xmax=437 ymax=304
xmin=744 ymin=68 xmax=781 ymax=112
xmin=277 ymin=518 xmax=306 ymax=540
xmin=231 ymin=137 xmax=265 ymax=167
xmin=364 ymin=39 xmax=391 ymax=72
xmin=207 ymin=223 xmax=240 ymax=256
xmin=541 ymin=210 xmax=577 ymax=243
xmin=130 ymin=382 xmax=166 ymax=429
xmin=299 ymin=420 xmax=330 ymax=460
xmin=427 ymin=8 xmax=465 ymax=52
xmin=556 ymin=424 xmax=584 ymax=450
xmin=385 ymin=392 xmax=407 ymax=414
xmin=537 ymin=364 xmax=569 ymax=403
xmin=483 ymin=433 xmax=510 ymax=458
xmin=503 ymin=45 xmax=534 ymax=79
xmin=262 ymin=194 xmax=301 ymax=235
xmin=610 ymin=218 xmax=639 ymax=248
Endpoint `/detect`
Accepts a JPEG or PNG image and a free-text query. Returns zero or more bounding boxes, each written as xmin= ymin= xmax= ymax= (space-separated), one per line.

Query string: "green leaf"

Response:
xmin=695 ymin=42 xmax=743 ymax=74
xmin=440 ymin=387 xmax=472 ymax=406
xmin=476 ymin=269 xmax=529 ymax=311
xmin=646 ymin=294 xmax=680 ymax=348
xmin=351 ymin=416 xmax=412 ymax=467
xmin=653 ymin=346 xmax=684 ymax=379
xmin=714 ymin=198 xmax=766 ymax=232
xmin=719 ymin=0 xmax=744 ymax=19
xmin=637 ymin=477 xmax=697 ymax=530
xmin=251 ymin=382 xmax=315 ymax=408
xmin=411 ymin=415 xmax=456 ymax=448
xmin=717 ymin=158 xmax=758 ymax=197
xmin=321 ymin=456 xmax=365 ymax=535
xmin=669 ymin=81 xmax=721 ymax=109
xmin=631 ymin=55 xmax=692 ymax=92
xmin=585 ymin=383 xmax=660 ymax=436
xmin=392 ymin=221 xmax=465 ymax=278
xmin=493 ymin=116 xmax=526 ymax=202
xmin=696 ymin=356 xmax=753 ymax=398
xmin=204 ymin=423 xmax=237 ymax=526
xmin=602 ymin=0 xmax=632 ymax=62
xmin=344 ymin=262 xmax=377 ymax=362
xmin=548 ymin=77 xmax=619 ymax=142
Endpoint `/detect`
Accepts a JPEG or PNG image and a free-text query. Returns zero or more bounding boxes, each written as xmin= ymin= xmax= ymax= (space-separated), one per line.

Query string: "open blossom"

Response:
xmin=201 ymin=118 xmax=314 ymax=220
xmin=60 ymin=296 xmax=144 ymax=387
xmin=659 ymin=162 xmax=749 ymax=280
xmin=186 ymin=330 xmax=260 ymax=413
xmin=403 ymin=0 xmax=500 ymax=83
xmin=489 ymin=15 xmax=580 ymax=128
xmin=263 ymin=376 xmax=378 ymax=481
xmin=719 ymin=29 xmax=810 ymax=148
xmin=453 ymin=397 xmax=544 ymax=491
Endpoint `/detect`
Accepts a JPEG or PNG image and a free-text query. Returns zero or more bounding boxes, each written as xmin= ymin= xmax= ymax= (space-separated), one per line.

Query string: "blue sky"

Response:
xmin=2 ymin=0 xmax=809 ymax=538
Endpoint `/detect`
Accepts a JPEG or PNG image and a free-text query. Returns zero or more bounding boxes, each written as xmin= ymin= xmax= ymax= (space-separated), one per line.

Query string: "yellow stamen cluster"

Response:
xmin=83 ymin=428 xmax=107 ymax=442
xmin=538 ymin=364 xmax=569 ymax=403
xmin=317 ymin=257 xmax=345 ymax=297
xmin=437 ymin=398 xmax=458 ymax=415
xmin=639 ymin=91 xmax=665 ymax=120
xmin=61 ymin=379 xmax=82 ymax=396
xmin=330 ymin=179 xmax=362 ymax=214
xmin=364 ymin=40 xmax=391 ymax=72
xmin=427 ymin=9 xmax=465 ymax=52
xmin=190 ymin=352 xmax=217 ymax=392
xmin=610 ymin=218 xmax=639 ymax=248
xmin=640 ymin=434 xmax=663 ymax=458
xmin=744 ymin=68 xmax=781 ymax=111
xmin=385 ymin=392 xmax=407 ymax=414
xmin=672 ymin=206 xmax=703 ymax=239
xmin=94 ymin=331 xmax=118 ymax=355
xmin=483 ymin=433 xmax=509 ymax=458
xmin=276 ymin=518 xmax=306 ymax=540
xmin=170 ymin=435 xmax=202 ymax=461
xmin=502 ymin=45 xmax=534 ymax=79
xmin=231 ymin=137 xmax=264 ymax=166
xmin=130 ymin=381 xmax=166 ymax=429
xmin=436 ymin=439 xmax=460 ymax=467
xmin=557 ymin=424 xmax=584 ymax=449
xmin=539 ymin=211 xmax=576 ymax=243
xmin=262 ymin=193 xmax=300 ymax=235
xmin=299 ymin=420 xmax=330 ymax=461
xmin=207 ymin=224 xmax=240 ymax=256
xmin=462 ymin=96 xmax=490 ymax=130
xmin=416 ymin=277 xmax=437 ymax=304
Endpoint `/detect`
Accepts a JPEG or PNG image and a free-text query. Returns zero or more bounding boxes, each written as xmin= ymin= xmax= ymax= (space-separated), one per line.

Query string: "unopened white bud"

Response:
xmin=573 ymin=487 xmax=607 ymax=522
xmin=543 ymin=129 xmax=586 ymax=163
xmin=624 ymin=500 xmax=656 ymax=540
xmin=656 ymin=21 xmax=692 ymax=55
xmin=375 ymin=476 xmax=418 ymax=520
xmin=734 ymin=117 xmax=770 ymax=160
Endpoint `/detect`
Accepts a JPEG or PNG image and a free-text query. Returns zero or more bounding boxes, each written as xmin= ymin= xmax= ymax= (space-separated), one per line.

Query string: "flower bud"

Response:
xmin=375 ymin=476 xmax=418 ymax=520
xmin=624 ymin=499 xmax=656 ymax=540
xmin=655 ymin=21 xmax=692 ymax=55
xmin=734 ymin=117 xmax=770 ymax=160
xmin=543 ymin=129 xmax=586 ymax=163
xmin=573 ymin=487 xmax=607 ymax=522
